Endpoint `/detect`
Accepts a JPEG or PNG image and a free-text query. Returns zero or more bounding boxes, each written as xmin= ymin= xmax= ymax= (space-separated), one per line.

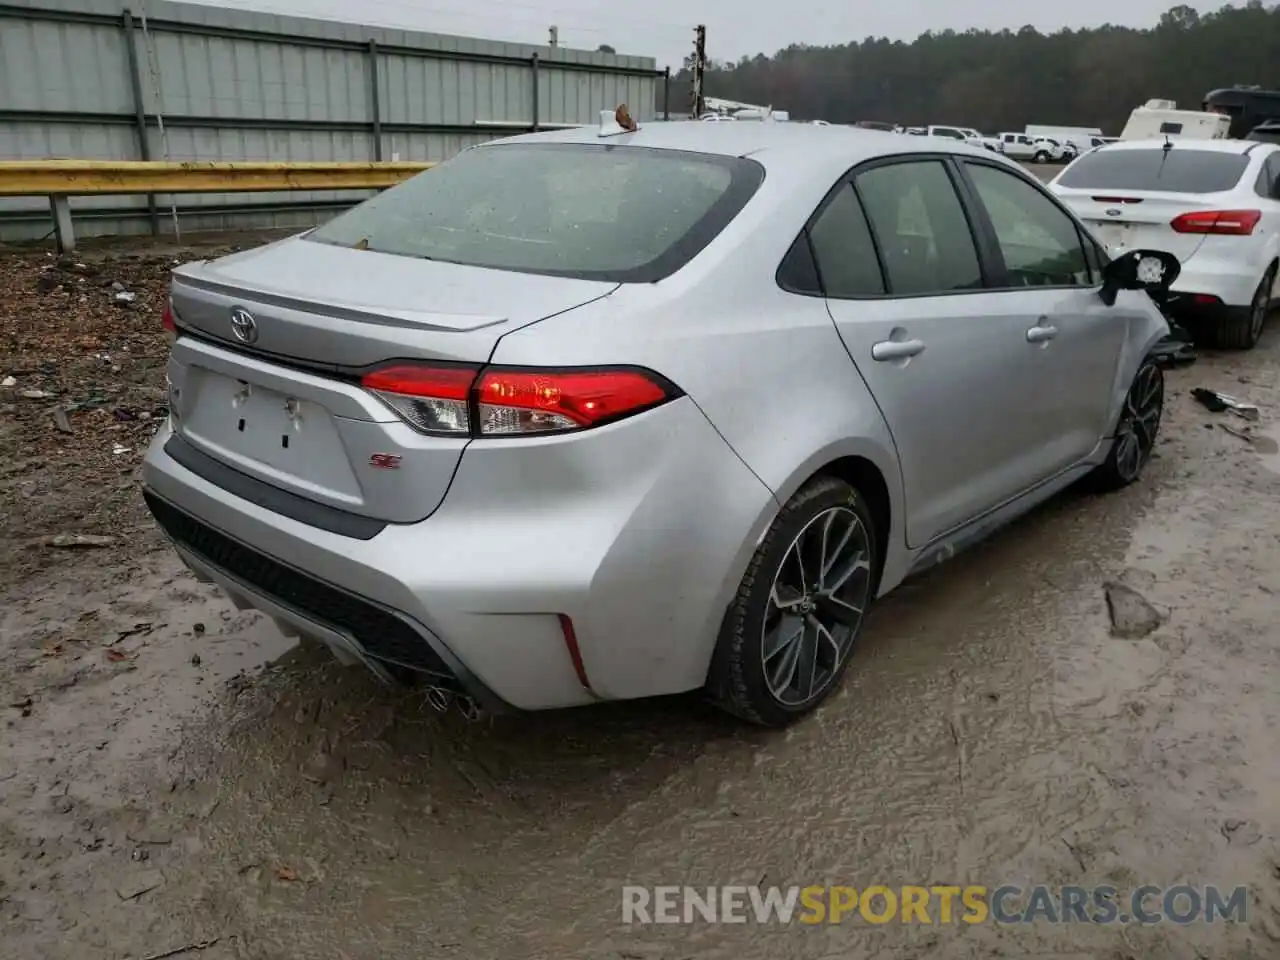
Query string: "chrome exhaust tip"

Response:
xmin=424 ymin=686 xmax=452 ymax=713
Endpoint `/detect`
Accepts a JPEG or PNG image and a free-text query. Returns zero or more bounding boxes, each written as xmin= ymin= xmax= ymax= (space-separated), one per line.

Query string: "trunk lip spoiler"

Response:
xmin=171 ymin=268 xmax=510 ymax=333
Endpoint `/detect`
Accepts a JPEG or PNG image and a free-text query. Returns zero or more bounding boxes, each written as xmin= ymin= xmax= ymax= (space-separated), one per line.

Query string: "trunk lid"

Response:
xmin=166 ymin=236 xmax=617 ymax=524
xmin=1058 ymin=188 xmax=1231 ymax=262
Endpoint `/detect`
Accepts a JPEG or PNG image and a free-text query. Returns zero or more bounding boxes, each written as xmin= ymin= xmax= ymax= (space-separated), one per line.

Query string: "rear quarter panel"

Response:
xmin=489 ymin=197 xmax=909 ymax=603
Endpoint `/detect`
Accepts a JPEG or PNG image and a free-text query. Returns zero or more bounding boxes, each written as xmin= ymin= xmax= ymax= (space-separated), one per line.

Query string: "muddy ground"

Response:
xmin=3 ymin=229 xmax=1280 ymax=960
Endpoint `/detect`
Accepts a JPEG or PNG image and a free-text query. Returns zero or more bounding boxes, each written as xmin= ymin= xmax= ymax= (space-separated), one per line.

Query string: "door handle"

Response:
xmin=871 ymin=338 xmax=926 ymax=361
xmin=1026 ymin=323 xmax=1058 ymax=343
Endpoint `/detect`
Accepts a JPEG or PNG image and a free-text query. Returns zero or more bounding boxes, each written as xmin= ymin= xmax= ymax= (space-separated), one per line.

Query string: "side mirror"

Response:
xmin=1099 ymin=249 xmax=1181 ymax=306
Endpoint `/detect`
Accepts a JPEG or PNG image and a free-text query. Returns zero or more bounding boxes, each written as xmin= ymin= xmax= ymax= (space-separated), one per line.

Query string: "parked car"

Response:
xmin=998 ymin=132 xmax=1062 ymax=162
xmin=1026 ymin=125 xmax=1104 ymax=158
xmin=144 ymin=118 xmax=1178 ymax=727
xmin=1247 ymin=120 xmax=1280 ymax=144
xmin=928 ymin=125 xmax=1000 ymax=151
xmin=955 ymin=127 xmax=1001 ymax=152
xmin=1050 ymin=138 xmax=1280 ymax=349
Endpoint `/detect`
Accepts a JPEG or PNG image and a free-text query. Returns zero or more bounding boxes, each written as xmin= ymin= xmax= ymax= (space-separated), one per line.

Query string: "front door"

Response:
xmin=958 ymin=159 xmax=1129 ymax=468
xmin=811 ymin=157 xmax=1049 ymax=548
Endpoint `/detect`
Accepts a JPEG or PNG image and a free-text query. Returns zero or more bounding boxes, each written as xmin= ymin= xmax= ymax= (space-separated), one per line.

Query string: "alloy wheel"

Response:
xmin=761 ymin=506 xmax=872 ymax=707
xmin=1113 ymin=363 xmax=1163 ymax=482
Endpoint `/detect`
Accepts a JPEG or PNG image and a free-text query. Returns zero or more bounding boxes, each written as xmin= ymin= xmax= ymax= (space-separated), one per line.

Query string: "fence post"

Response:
xmin=531 ymin=54 xmax=540 ymax=132
xmin=50 ymin=196 xmax=76 ymax=253
xmin=121 ymin=9 xmax=159 ymax=235
xmin=367 ymin=39 xmax=383 ymax=160
xmin=663 ymin=66 xmax=670 ymax=120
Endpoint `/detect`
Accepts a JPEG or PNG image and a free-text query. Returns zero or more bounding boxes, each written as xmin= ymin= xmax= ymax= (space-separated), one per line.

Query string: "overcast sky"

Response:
xmin=182 ymin=0 xmax=1182 ymax=69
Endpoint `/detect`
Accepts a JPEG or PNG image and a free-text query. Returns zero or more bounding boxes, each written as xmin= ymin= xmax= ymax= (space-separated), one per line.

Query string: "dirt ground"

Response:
xmin=3 ymin=228 xmax=1280 ymax=960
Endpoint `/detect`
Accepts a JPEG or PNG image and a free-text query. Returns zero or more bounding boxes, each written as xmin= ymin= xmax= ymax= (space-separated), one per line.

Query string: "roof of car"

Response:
xmin=481 ymin=119 xmax=1006 ymax=171
xmin=1097 ymin=138 xmax=1267 ymax=155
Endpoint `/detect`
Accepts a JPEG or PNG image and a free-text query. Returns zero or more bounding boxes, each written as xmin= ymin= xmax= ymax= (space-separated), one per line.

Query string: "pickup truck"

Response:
xmin=997 ymin=132 xmax=1064 ymax=162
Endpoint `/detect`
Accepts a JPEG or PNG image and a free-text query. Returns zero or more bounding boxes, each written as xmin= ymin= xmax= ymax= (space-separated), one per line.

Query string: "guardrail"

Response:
xmin=0 ymin=160 xmax=434 ymax=252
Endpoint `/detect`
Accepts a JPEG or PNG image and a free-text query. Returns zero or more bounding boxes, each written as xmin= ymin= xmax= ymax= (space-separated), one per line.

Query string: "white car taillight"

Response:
xmin=1169 ymin=209 xmax=1262 ymax=236
xmin=360 ymin=363 xmax=678 ymax=437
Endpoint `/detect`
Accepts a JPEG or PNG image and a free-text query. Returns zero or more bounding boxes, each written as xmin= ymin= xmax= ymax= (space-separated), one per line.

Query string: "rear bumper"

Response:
xmin=1169 ymin=260 xmax=1261 ymax=310
xmin=142 ymin=397 xmax=776 ymax=711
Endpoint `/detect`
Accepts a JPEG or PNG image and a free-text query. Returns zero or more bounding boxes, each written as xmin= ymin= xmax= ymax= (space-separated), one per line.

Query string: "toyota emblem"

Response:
xmin=229 ymin=307 xmax=258 ymax=344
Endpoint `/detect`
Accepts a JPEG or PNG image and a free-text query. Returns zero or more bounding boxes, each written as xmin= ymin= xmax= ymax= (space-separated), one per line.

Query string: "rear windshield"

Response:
xmin=306 ymin=142 xmax=764 ymax=282
xmin=1055 ymin=148 xmax=1249 ymax=193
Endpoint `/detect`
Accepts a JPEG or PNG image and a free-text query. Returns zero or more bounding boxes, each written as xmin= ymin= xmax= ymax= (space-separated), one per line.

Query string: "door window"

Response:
xmin=804 ymin=184 xmax=885 ymax=297
xmin=854 ymin=161 xmax=982 ymax=296
xmin=963 ymin=162 xmax=1091 ymax=287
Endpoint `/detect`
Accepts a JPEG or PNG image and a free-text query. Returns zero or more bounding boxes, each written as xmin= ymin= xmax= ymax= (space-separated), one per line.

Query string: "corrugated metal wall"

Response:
xmin=0 ymin=0 xmax=666 ymax=242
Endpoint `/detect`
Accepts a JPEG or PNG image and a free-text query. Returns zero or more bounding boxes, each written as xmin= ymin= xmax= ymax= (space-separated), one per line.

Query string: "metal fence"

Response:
xmin=0 ymin=0 xmax=669 ymax=242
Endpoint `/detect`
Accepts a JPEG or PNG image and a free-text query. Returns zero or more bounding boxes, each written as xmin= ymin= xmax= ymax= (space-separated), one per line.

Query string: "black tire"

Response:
xmin=707 ymin=476 xmax=879 ymax=728
xmin=1033 ymin=150 xmax=1050 ymax=163
xmin=1091 ymin=357 xmax=1164 ymax=492
xmin=1203 ymin=262 xmax=1275 ymax=350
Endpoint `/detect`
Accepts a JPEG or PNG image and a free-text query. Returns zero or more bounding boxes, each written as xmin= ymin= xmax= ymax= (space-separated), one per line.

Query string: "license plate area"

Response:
xmin=1087 ymin=220 xmax=1134 ymax=253
xmin=179 ymin=368 xmax=363 ymax=503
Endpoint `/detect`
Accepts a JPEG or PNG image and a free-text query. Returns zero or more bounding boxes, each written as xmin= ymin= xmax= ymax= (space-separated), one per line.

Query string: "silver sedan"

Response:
xmin=143 ymin=116 xmax=1176 ymax=727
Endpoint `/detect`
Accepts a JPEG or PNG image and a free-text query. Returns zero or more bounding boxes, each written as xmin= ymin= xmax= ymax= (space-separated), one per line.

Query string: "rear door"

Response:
xmin=958 ymin=158 xmax=1127 ymax=468
xmin=1050 ymin=145 xmax=1256 ymax=259
xmin=812 ymin=156 xmax=1050 ymax=547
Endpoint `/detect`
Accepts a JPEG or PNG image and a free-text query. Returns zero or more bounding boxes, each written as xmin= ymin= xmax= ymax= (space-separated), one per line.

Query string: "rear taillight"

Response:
xmin=476 ymin=368 xmax=670 ymax=435
xmin=162 ymin=301 xmax=177 ymax=342
xmin=361 ymin=364 xmax=477 ymax=435
xmin=359 ymin=364 xmax=677 ymax=437
xmin=1170 ymin=209 xmax=1261 ymax=235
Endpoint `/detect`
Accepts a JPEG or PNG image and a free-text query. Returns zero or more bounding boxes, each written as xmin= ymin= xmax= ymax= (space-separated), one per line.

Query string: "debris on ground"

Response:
xmin=1220 ymin=423 xmax=1255 ymax=443
xmin=1192 ymin=387 xmax=1260 ymax=420
xmin=41 ymin=533 xmax=117 ymax=548
xmin=115 ymin=869 xmax=165 ymax=901
xmin=1149 ymin=337 xmax=1197 ymax=368
xmin=138 ymin=938 xmax=221 ymax=960
xmin=0 ymin=244 xmax=239 ymax=582
xmin=1103 ymin=573 xmax=1165 ymax=639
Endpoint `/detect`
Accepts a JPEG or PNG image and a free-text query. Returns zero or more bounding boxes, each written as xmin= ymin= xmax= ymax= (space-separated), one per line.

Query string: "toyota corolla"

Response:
xmin=143 ymin=113 xmax=1177 ymax=727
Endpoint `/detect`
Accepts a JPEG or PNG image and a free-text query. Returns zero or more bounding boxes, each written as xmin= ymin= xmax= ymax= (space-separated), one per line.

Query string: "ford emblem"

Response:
xmin=229 ymin=307 xmax=258 ymax=344
xmin=1105 ymin=208 xmax=1122 ymax=217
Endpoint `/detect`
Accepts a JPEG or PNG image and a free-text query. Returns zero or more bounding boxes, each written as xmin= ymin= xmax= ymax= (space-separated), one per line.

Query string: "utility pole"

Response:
xmin=691 ymin=24 xmax=706 ymax=117
xmin=548 ymin=25 xmax=558 ymax=47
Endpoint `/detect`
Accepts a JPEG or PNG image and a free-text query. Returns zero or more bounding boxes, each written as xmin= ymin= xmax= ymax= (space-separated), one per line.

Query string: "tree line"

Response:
xmin=673 ymin=3 xmax=1280 ymax=135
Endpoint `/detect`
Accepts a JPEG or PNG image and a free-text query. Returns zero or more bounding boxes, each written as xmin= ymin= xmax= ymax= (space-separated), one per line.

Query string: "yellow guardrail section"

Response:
xmin=0 ymin=159 xmax=435 ymax=196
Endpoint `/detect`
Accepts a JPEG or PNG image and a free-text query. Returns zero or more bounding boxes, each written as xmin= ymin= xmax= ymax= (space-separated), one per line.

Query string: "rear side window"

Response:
xmin=805 ymin=184 xmax=885 ymax=297
xmin=1055 ymin=149 xmax=1250 ymax=193
xmin=306 ymin=142 xmax=764 ymax=283
xmin=855 ymin=161 xmax=983 ymax=296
